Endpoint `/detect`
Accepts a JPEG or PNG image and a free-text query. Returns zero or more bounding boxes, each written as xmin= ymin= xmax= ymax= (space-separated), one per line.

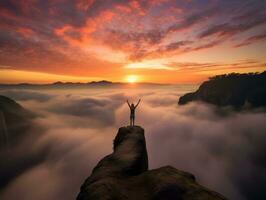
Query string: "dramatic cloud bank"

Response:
xmin=0 ymin=0 xmax=266 ymax=82
xmin=0 ymin=86 xmax=266 ymax=200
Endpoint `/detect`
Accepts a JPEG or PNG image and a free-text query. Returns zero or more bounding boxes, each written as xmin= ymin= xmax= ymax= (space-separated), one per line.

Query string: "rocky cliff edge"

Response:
xmin=77 ymin=126 xmax=226 ymax=200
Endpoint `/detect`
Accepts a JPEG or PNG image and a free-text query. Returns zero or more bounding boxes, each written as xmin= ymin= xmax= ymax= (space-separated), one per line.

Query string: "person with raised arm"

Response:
xmin=127 ymin=99 xmax=141 ymax=126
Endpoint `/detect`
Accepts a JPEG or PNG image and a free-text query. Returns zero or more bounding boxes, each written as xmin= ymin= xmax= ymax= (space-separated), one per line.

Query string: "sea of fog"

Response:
xmin=1 ymin=84 xmax=266 ymax=200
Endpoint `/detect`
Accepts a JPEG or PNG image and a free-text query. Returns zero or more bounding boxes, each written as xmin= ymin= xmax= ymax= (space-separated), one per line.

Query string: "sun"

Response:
xmin=126 ymin=75 xmax=138 ymax=83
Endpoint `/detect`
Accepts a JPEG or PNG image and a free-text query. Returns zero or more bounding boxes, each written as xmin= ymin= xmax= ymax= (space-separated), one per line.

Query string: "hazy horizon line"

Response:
xmin=0 ymin=80 xmax=199 ymax=86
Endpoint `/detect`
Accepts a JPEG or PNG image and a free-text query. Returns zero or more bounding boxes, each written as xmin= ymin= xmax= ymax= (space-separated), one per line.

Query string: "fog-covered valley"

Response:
xmin=1 ymin=85 xmax=266 ymax=200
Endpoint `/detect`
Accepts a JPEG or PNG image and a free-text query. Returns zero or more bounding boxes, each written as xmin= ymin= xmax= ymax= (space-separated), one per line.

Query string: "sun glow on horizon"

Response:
xmin=126 ymin=75 xmax=138 ymax=83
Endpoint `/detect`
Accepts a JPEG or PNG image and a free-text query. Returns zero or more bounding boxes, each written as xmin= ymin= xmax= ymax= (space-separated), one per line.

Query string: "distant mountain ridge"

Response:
xmin=178 ymin=71 xmax=266 ymax=108
xmin=0 ymin=80 xmax=118 ymax=88
xmin=0 ymin=80 xmax=167 ymax=89
xmin=52 ymin=80 xmax=114 ymax=86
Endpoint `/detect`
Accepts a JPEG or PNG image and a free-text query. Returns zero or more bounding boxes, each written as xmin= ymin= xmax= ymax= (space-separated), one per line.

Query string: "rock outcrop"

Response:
xmin=178 ymin=71 xmax=266 ymax=108
xmin=0 ymin=95 xmax=44 ymax=189
xmin=0 ymin=95 xmax=35 ymax=148
xmin=77 ymin=126 xmax=226 ymax=200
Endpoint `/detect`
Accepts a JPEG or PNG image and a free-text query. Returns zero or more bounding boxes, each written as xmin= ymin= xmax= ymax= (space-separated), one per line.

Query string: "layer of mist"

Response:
xmin=0 ymin=86 xmax=266 ymax=200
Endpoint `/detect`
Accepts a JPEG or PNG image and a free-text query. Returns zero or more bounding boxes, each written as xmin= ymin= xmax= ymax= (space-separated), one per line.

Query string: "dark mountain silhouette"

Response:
xmin=178 ymin=71 xmax=266 ymax=108
xmin=0 ymin=95 xmax=35 ymax=147
xmin=0 ymin=81 xmax=166 ymax=89
xmin=77 ymin=126 xmax=226 ymax=200
xmin=89 ymin=80 xmax=113 ymax=86
xmin=0 ymin=80 xmax=118 ymax=89
xmin=52 ymin=80 xmax=114 ymax=86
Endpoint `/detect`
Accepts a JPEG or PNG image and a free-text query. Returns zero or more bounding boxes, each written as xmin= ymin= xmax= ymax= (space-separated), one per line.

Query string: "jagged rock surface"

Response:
xmin=77 ymin=126 xmax=226 ymax=200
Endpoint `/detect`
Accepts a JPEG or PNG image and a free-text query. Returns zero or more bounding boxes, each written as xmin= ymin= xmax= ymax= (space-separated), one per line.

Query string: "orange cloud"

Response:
xmin=54 ymin=10 xmax=115 ymax=47
xmin=16 ymin=27 xmax=34 ymax=37
xmin=0 ymin=0 xmax=266 ymax=84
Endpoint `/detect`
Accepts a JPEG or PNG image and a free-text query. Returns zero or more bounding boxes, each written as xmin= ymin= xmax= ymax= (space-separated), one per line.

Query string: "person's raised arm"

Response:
xmin=127 ymin=100 xmax=130 ymax=107
xmin=135 ymin=99 xmax=141 ymax=108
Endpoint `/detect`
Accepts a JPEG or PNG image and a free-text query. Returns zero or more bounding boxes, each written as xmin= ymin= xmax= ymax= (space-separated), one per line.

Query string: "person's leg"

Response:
xmin=133 ymin=116 xmax=135 ymax=126
xmin=130 ymin=117 xmax=132 ymax=126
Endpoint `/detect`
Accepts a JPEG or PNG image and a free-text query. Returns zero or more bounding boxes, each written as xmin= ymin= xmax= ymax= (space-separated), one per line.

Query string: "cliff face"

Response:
xmin=77 ymin=126 xmax=226 ymax=200
xmin=0 ymin=95 xmax=44 ymax=189
xmin=178 ymin=71 xmax=266 ymax=108
xmin=0 ymin=95 xmax=35 ymax=148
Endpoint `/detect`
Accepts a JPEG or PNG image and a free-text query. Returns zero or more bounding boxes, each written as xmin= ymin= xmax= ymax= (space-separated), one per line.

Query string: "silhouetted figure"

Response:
xmin=127 ymin=99 xmax=141 ymax=126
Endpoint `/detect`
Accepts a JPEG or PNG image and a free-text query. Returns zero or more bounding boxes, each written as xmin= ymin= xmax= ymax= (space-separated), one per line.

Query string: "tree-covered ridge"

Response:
xmin=179 ymin=71 xmax=266 ymax=108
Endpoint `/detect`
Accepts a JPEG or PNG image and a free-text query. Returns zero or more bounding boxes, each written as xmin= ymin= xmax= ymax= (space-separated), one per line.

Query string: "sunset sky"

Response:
xmin=0 ymin=0 xmax=266 ymax=83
